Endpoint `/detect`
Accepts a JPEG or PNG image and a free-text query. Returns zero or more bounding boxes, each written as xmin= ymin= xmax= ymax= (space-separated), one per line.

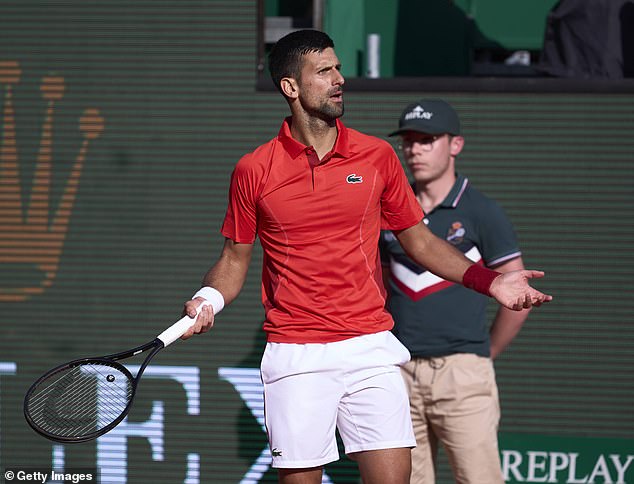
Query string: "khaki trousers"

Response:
xmin=401 ymin=353 xmax=504 ymax=484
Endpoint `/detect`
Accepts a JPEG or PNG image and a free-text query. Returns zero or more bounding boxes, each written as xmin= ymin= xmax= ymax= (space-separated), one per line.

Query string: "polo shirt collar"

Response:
xmin=440 ymin=173 xmax=470 ymax=208
xmin=277 ymin=117 xmax=351 ymax=159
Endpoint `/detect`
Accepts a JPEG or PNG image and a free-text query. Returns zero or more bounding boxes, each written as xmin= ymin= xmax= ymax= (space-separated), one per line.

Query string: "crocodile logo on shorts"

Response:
xmin=271 ymin=448 xmax=283 ymax=457
xmin=346 ymin=173 xmax=363 ymax=184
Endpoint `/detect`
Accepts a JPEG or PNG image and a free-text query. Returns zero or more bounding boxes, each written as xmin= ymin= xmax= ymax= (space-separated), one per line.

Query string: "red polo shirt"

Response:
xmin=221 ymin=117 xmax=423 ymax=343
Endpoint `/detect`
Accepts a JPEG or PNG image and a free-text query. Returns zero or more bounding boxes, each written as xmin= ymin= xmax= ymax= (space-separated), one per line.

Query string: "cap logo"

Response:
xmin=404 ymin=105 xmax=433 ymax=121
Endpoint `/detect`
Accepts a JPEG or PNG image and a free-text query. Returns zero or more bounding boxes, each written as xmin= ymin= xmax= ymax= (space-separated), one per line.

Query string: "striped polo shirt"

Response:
xmin=380 ymin=174 xmax=521 ymax=358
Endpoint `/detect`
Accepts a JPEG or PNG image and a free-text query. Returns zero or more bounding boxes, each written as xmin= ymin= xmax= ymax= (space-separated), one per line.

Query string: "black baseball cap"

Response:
xmin=389 ymin=99 xmax=461 ymax=136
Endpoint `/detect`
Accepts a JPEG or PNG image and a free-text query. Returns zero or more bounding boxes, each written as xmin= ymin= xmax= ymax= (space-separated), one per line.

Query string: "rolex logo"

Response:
xmin=0 ymin=60 xmax=104 ymax=302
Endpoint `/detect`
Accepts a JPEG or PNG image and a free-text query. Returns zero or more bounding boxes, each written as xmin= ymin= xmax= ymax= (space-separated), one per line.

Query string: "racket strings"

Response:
xmin=26 ymin=363 xmax=133 ymax=438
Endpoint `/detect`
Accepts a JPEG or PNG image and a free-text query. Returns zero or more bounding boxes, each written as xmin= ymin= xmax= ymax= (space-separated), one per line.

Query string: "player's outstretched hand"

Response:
xmin=489 ymin=270 xmax=553 ymax=310
xmin=181 ymin=297 xmax=215 ymax=340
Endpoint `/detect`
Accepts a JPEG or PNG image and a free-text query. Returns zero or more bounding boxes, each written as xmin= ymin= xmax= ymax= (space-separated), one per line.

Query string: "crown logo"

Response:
xmin=0 ymin=60 xmax=104 ymax=302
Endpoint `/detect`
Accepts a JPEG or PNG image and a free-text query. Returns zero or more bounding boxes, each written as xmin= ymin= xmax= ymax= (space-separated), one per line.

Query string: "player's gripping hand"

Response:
xmin=181 ymin=298 xmax=215 ymax=339
xmin=489 ymin=270 xmax=553 ymax=311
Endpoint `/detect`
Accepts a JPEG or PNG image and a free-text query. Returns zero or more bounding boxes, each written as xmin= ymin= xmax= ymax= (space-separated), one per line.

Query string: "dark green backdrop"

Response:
xmin=1 ymin=1 xmax=633 ymax=483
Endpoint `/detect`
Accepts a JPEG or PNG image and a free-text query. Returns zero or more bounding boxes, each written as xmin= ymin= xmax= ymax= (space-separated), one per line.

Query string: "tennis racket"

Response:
xmin=24 ymin=308 xmax=206 ymax=443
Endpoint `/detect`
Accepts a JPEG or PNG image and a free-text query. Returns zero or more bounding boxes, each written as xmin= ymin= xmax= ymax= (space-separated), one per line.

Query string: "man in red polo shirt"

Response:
xmin=182 ymin=30 xmax=552 ymax=484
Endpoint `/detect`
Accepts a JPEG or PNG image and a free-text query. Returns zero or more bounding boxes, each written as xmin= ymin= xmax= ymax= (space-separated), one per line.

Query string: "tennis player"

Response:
xmin=182 ymin=30 xmax=552 ymax=484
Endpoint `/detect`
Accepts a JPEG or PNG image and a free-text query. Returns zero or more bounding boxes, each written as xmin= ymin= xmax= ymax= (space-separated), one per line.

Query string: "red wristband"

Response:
xmin=462 ymin=264 xmax=502 ymax=297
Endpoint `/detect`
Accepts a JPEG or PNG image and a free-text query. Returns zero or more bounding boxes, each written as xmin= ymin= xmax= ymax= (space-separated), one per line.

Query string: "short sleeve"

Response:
xmin=477 ymin=200 xmax=521 ymax=267
xmin=221 ymin=155 xmax=261 ymax=243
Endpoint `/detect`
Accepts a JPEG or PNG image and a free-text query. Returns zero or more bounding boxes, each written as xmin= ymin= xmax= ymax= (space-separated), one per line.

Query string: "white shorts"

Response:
xmin=260 ymin=330 xmax=416 ymax=469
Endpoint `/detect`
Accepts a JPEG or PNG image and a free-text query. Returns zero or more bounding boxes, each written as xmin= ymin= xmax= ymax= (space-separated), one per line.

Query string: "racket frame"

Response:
xmin=24 ymin=338 xmax=165 ymax=443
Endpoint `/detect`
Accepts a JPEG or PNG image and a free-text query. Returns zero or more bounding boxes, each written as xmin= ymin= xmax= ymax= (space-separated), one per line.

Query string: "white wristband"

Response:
xmin=192 ymin=286 xmax=225 ymax=315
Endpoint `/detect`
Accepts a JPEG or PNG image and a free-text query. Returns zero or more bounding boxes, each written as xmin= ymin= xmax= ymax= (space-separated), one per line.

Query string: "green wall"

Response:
xmin=324 ymin=0 xmax=558 ymax=77
xmin=1 ymin=1 xmax=633 ymax=483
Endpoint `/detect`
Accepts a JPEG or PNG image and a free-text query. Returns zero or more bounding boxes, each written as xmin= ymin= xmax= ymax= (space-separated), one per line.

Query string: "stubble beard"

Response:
xmin=311 ymin=99 xmax=344 ymax=122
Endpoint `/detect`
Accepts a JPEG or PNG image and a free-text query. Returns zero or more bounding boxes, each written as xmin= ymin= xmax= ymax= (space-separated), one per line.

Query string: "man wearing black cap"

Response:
xmin=380 ymin=99 xmax=531 ymax=484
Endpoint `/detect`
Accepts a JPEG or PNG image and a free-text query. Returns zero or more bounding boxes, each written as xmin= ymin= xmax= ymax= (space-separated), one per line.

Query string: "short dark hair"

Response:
xmin=268 ymin=29 xmax=335 ymax=95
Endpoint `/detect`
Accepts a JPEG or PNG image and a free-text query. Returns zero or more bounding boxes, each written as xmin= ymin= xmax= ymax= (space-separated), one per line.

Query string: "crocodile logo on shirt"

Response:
xmin=346 ymin=173 xmax=363 ymax=184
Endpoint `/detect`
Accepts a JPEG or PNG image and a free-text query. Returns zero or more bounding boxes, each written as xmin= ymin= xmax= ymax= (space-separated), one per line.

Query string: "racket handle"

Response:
xmin=157 ymin=304 xmax=208 ymax=347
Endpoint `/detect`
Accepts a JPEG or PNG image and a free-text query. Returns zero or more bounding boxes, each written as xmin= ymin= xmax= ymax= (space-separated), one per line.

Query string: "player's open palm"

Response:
xmin=489 ymin=270 xmax=553 ymax=310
